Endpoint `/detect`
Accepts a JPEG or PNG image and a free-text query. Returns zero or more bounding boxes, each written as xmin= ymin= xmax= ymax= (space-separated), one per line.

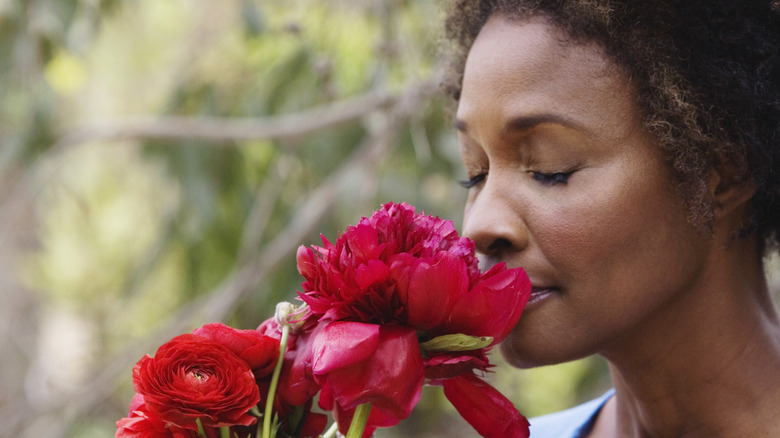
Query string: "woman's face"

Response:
xmin=457 ymin=15 xmax=709 ymax=367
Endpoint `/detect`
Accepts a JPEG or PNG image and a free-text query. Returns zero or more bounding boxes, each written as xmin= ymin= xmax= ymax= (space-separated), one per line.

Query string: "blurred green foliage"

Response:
xmin=0 ymin=1 xmax=610 ymax=437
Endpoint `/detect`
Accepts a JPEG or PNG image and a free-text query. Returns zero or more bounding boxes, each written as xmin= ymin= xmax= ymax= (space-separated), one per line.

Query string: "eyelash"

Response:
xmin=459 ymin=174 xmax=486 ymax=189
xmin=531 ymin=171 xmax=572 ymax=186
xmin=459 ymin=171 xmax=572 ymax=189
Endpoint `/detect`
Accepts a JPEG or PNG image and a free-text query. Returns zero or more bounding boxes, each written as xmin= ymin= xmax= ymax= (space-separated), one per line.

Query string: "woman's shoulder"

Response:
xmin=529 ymin=389 xmax=614 ymax=438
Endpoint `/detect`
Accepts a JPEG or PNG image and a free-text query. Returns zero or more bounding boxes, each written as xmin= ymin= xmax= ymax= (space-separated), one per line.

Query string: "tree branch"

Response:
xmin=52 ymin=88 xmax=397 ymax=149
xmin=5 ymin=77 xmax=440 ymax=437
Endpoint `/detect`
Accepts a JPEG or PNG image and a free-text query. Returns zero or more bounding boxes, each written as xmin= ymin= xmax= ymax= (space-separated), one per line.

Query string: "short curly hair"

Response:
xmin=441 ymin=0 xmax=780 ymax=252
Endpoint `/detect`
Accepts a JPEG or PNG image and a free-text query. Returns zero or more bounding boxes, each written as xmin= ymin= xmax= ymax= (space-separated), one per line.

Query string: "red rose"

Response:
xmin=132 ymin=333 xmax=261 ymax=430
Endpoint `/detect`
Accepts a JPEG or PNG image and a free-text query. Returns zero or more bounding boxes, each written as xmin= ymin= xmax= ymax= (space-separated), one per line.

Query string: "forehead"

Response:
xmin=465 ymin=15 xmax=570 ymax=87
xmin=456 ymin=14 xmax=632 ymax=132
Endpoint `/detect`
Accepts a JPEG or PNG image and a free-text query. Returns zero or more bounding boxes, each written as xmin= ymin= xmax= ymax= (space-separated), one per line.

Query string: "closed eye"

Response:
xmin=459 ymin=174 xmax=486 ymax=189
xmin=532 ymin=171 xmax=571 ymax=186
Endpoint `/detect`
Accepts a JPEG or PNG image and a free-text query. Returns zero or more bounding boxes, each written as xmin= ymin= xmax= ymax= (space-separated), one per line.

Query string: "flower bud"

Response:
xmin=274 ymin=301 xmax=306 ymax=333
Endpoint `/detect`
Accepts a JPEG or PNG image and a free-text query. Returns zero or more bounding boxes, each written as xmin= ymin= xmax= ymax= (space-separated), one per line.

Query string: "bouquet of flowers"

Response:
xmin=116 ymin=202 xmax=532 ymax=438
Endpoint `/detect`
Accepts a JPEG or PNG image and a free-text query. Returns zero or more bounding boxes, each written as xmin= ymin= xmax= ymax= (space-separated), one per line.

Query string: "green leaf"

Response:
xmin=419 ymin=334 xmax=493 ymax=352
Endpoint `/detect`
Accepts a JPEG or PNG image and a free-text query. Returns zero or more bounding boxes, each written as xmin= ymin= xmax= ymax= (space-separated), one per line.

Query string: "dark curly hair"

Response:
xmin=441 ymin=0 xmax=780 ymax=253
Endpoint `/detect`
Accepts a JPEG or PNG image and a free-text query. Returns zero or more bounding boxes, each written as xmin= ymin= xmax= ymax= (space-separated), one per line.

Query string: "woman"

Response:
xmin=442 ymin=1 xmax=780 ymax=437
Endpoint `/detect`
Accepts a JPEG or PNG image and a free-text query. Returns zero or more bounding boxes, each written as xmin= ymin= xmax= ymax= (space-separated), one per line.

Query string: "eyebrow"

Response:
xmin=455 ymin=113 xmax=584 ymax=134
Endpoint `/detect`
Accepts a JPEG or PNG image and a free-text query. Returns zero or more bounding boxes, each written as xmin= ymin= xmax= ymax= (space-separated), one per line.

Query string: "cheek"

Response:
xmin=531 ymin=188 xmax=629 ymax=257
xmin=534 ymin=168 xmax=685 ymax=282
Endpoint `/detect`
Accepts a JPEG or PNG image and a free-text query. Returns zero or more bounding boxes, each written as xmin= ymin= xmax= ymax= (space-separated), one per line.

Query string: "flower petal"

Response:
xmin=406 ymin=252 xmax=468 ymax=330
xmin=446 ymin=265 xmax=531 ymax=342
xmin=346 ymin=224 xmax=382 ymax=262
xmin=193 ymin=323 xmax=280 ymax=375
xmin=257 ymin=317 xmax=322 ymax=410
xmin=330 ymin=398 xmax=399 ymax=438
xmin=311 ymin=322 xmax=380 ymax=375
xmin=423 ymin=351 xmax=490 ymax=380
xmin=317 ymin=325 xmax=424 ymax=424
xmin=442 ymin=373 xmax=529 ymax=438
xmin=132 ymin=334 xmax=260 ymax=429
xmin=355 ymin=259 xmax=389 ymax=290
xmin=296 ymin=245 xmax=321 ymax=280
xmin=297 ymin=410 xmax=329 ymax=438
xmin=116 ymin=399 xmax=201 ymax=438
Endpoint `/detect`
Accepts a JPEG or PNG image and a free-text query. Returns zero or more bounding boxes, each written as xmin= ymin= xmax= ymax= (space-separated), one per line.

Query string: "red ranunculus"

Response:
xmin=193 ymin=322 xmax=279 ymax=376
xmin=297 ymin=202 xmax=531 ymax=437
xmin=132 ymin=333 xmax=262 ymax=431
xmin=116 ymin=394 xmax=202 ymax=438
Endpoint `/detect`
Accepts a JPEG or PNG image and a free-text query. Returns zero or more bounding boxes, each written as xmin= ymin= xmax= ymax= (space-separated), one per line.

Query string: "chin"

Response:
xmin=499 ymin=334 xmax=593 ymax=369
xmin=500 ymin=341 xmax=551 ymax=369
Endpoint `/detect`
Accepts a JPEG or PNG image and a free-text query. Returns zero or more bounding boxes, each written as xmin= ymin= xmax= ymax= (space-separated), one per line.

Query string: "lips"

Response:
xmin=527 ymin=286 xmax=557 ymax=306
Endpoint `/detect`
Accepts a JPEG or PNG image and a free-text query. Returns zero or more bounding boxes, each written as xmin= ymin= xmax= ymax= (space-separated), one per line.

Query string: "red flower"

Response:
xmin=312 ymin=321 xmax=424 ymax=432
xmin=131 ymin=332 xmax=263 ymax=430
xmin=193 ymin=323 xmax=279 ymax=376
xmin=298 ymin=203 xmax=529 ymax=341
xmin=442 ymin=373 xmax=530 ymax=438
xmin=257 ymin=317 xmax=320 ymax=407
xmin=256 ymin=317 xmax=328 ymax=438
xmin=116 ymin=394 xmax=201 ymax=438
xmin=318 ymin=384 xmax=403 ymax=438
xmin=297 ymin=202 xmax=531 ymax=437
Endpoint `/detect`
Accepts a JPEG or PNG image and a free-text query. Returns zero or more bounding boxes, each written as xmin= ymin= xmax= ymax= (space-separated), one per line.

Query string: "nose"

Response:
xmin=462 ymin=181 xmax=529 ymax=262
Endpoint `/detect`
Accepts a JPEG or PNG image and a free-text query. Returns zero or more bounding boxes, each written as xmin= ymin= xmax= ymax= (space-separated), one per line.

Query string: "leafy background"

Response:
xmin=3 ymin=1 xmax=777 ymax=437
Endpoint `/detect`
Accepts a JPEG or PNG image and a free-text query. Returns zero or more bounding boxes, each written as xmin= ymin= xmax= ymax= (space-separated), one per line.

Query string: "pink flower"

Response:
xmin=298 ymin=203 xmax=529 ymax=341
xmin=256 ymin=317 xmax=328 ymax=438
xmin=442 ymin=373 xmax=531 ymax=438
xmin=312 ymin=321 xmax=424 ymax=433
xmin=297 ymin=202 xmax=531 ymax=437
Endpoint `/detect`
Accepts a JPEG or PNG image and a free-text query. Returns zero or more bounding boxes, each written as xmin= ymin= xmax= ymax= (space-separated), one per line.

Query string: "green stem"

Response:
xmin=196 ymin=418 xmax=208 ymax=437
xmin=320 ymin=422 xmax=339 ymax=438
xmin=220 ymin=426 xmax=231 ymax=438
xmin=263 ymin=323 xmax=290 ymax=438
xmin=345 ymin=403 xmax=372 ymax=438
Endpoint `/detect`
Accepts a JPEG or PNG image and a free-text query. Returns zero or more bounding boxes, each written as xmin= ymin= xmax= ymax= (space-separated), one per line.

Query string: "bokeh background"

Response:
xmin=3 ymin=1 xmax=777 ymax=437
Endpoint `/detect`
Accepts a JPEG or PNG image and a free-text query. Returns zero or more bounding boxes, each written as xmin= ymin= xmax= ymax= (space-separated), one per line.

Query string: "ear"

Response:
xmin=707 ymin=162 xmax=756 ymax=220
